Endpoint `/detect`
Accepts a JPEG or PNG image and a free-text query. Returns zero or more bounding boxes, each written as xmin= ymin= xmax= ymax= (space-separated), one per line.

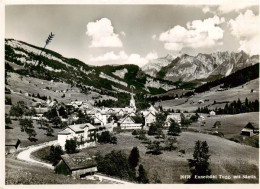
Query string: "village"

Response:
xmin=5 ymin=89 xmax=259 ymax=183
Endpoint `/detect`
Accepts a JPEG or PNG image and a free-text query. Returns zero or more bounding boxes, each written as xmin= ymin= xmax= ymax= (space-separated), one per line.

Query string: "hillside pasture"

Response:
xmin=190 ymin=112 xmax=259 ymax=139
xmin=5 ymin=120 xmax=62 ymax=147
xmin=159 ymin=79 xmax=259 ymax=112
xmin=81 ymin=131 xmax=259 ymax=183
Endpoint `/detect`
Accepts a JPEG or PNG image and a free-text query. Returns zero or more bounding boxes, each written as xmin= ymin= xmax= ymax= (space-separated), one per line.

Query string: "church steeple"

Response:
xmin=129 ymin=86 xmax=136 ymax=111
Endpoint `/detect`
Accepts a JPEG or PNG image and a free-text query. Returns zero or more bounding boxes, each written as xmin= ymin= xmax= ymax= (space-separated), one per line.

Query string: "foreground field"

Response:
xmin=81 ymin=132 xmax=259 ymax=183
xmin=5 ymin=155 xmax=114 ymax=184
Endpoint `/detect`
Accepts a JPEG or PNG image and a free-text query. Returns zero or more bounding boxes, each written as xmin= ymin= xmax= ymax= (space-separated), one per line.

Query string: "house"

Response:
xmin=91 ymin=112 xmax=108 ymax=126
xmin=209 ymin=111 xmax=216 ymax=116
xmin=5 ymin=139 xmax=21 ymax=154
xmin=241 ymin=122 xmax=259 ymax=136
xmin=143 ymin=112 xmax=156 ymax=130
xmin=165 ymin=113 xmax=181 ymax=127
xmin=117 ymin=114 xmax=142 ymax=130
xmin=58 ymin=123 xmax=97 ymax=150
xmin=56 ymin=153 xmax=97 ymax=178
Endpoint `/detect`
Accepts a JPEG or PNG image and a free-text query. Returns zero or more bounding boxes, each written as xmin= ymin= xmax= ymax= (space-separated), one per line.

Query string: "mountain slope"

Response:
xmin=143 ymin=51 xmax=259 ymax=82
xmin=5 ymin=39 xmax=176 ymax=97
xmin=141 ymin=54 xmax=174 ymax=77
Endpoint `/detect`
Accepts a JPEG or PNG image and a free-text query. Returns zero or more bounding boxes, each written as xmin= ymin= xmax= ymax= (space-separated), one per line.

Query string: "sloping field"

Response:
xmin=82 ymin=131 xmax=259 ymax=183
xmin=6 ymin=72 xmax=116 ymax=106
xmin=190 ymin=112 xmax=259 ymax=138
xmin=159 ymin=78 xmax=259 ymax=112
xmin=5 ymin=120 xmax=62 ymax=147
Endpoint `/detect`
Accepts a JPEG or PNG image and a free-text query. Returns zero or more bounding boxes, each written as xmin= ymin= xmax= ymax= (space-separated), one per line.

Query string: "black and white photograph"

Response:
xmin=1 ymin=0 xmax=260 ymax=187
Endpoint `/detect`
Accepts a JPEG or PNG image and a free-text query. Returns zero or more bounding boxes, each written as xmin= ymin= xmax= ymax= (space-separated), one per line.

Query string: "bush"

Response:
xmin=98 ymin=131 xmax=117 ymax=144
xmin=96 ymin=150 xmax=136 ymax=181
xmin=132 ymin=130 xmax=138 ymax=135
xmin=46 ymin=145 xmax=64 ymax=166
xmin=5 ymin=97 xmax=12 ymax=105
xmin=65 ymin=139 xmax=77 ymax=154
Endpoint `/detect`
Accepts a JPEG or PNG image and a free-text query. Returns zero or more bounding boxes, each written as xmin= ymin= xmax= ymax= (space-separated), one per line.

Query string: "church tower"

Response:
xmin=129 ymin=86 xmax=136 ymax=112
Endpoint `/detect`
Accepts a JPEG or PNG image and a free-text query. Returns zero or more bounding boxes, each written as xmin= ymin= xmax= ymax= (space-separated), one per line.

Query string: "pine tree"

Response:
xmin=187 ymin=140 xmax=212 ymax=183
xmin=137 ymin=164 xmax=149 ymax=183
xmin=128 ymin=147 xmax=140 ymax=169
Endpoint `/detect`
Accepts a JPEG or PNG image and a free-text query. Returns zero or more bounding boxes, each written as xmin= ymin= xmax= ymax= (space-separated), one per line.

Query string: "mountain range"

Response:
xmin=142 ymin=51 xmax=259 ymax=82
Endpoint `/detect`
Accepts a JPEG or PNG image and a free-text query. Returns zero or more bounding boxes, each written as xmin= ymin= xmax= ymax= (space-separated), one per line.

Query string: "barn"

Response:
xmin=5 ymin=139 xmax=21 ymax=154
xmin=241 ymin=122 xmax=259 ymax=136
xmin=55 ymin=153 xmax=97 ymax=178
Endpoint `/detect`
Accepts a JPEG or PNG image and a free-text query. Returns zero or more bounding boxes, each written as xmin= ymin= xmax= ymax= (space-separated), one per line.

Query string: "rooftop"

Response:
xmin=61 ymin=153 xmax=97 ymax=171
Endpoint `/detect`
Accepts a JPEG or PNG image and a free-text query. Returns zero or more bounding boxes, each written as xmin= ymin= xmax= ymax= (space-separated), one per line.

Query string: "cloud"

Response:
xmin=158 ymin=16 xmax=225 ymax=51
xmin=202 ymin=2 xmax=257 ymax=15
xmin=120 ymin=31 xmax=126 ymax=36
xmin=202 ymin=6 xmax=212 ymax=14
xmin=89 ymin=51 xmax=158 ymax=66
xmin=86 ymin=18 xmax=123 ymax=47
xmin=218 ymin=3 xmax=255 ymax=14
xmin=152 ymin=34 xmax=157 ymax=40
xmin=89 ymin=51 xmax=128 ymax=62
xmin=229 ymin=10 xmax=259 ymax=55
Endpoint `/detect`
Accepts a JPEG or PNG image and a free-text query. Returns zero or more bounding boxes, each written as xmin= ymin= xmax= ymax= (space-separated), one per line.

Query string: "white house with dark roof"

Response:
xmin=117 ymin=114 xmax=142 ymax=130
xmin=58 ymin=123 xmax=97 ymax=150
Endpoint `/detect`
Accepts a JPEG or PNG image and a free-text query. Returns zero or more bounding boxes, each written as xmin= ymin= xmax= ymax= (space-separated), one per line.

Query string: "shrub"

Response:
xmin=96 ymin=150 xmax=136 ymax=181
xmin=46 ymin=145 xmax=64 ymax=166
xmin=65 ymin=139 xmax=77 ymax=154
xmin=128 ymin=147 xmax=140 ymax=169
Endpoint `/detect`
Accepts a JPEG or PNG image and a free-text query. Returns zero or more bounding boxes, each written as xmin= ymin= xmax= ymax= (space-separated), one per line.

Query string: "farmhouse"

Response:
xmin=143 ymin=112 xmax=156 ymax=130
xmin=241 ymin=122 xmax=259 ymax=136
xmin=56 ymin=153 xmax=97 ymax=178
xmin=5 ymin=139 xmax=21 ymax=154
xmin=117 ymin=114 xmax=142 ymax=130
xmin=165 ymin=113 xmax=181 ymax=127
xmin=58 ymin=123 xmax=97 ymax=150
xmin=209 ymin=111 xmax=216 ymax=116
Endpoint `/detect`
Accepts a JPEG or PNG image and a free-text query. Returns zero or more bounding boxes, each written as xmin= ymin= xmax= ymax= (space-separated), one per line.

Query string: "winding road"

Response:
xmin=17 ymin=140 xmax=58 ymax=170
xmin=16 ymin=140 xmax=133 ymax=184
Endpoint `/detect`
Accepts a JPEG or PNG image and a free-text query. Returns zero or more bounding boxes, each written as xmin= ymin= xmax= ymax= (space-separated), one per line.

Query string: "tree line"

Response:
xmin=196 ymin=98 xmax=259 ymax=114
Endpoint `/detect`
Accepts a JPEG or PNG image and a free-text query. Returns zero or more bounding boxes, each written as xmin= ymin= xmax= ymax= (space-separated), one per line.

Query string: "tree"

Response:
xmin=190 ymin=113 xmax=199 ymax=122
xmin=147 ymin=141 xmax=162 ymax=155
xmin=148 ymin=124 xmax=158 ymax=135
xmin=25 ymin=126 xmax=37 ymax=141
xmin=213 ymin=121 xmax=221 ymax=129
xmin=37 ymin=118 xmax=48 ymax=129
xmin=19 ymin=118 xmax=33 ymax=132
xmin=98 ymin=131 xmax=117 ymax=144
xmin=51 ymin=116 xmax=61 ymax=128
xmin=46 ymin=124 xmax=54 ymax=136
xmin=128 ymin=147 xmax=140 ymax=169
xmin=5 ymin=115 xmax=12 ymax=125
xmin=9 ymin=101 xmax=27 ymax=117
xmin=137 ymin=164 xmax=149 ymax=183
xmin=96 ymin=150 xmax=136 ymax=181
xmin=180 ymin=113 xmax=191 ymax=128
xmin=165 ymin=137 xmax=177 ymax=151
xmin=187 ymin=140 xmax=212 ymax=183
xmin=65 ymin=138 xmax=77 ymax=154
xmin=46 ymin=145 xmax=64 ymax=166
xmin=168 ymin=119 xmax=181 ymax=136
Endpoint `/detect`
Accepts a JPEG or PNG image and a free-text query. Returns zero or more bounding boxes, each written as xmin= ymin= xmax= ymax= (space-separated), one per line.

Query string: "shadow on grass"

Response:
xmin=5 ymin=125 xmax=13 ymax=129
xmin=146 ymin=151 xmax=162 ymax=155
xmin=28 ymin=137 xmax=38 ymax=142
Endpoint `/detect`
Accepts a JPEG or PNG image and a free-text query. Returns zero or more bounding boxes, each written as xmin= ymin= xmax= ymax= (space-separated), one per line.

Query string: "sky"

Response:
xmin=5 ymin=3 xmax=259 ymax=67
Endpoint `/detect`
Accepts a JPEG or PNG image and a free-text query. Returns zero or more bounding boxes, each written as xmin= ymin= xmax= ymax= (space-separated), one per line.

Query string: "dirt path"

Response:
xmin=17 ymin=140 xmax=58 ymax=170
